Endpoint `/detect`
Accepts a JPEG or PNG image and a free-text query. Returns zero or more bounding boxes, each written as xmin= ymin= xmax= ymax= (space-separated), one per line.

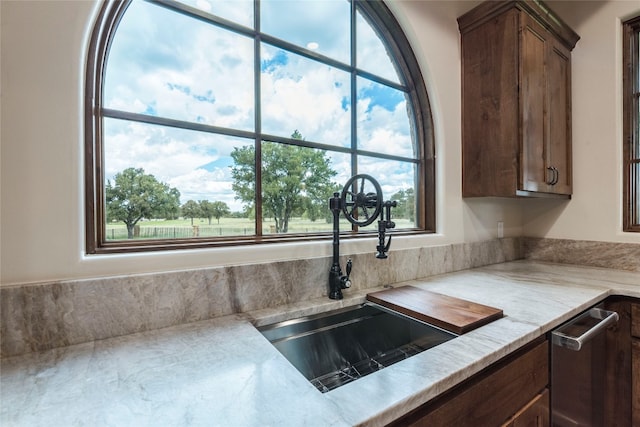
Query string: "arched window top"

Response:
xmin=85 ymin=0 xmax=434 ymax=254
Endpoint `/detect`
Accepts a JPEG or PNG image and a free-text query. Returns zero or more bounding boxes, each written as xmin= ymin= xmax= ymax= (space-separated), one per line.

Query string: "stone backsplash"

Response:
xmin=3 ymin=237 xmax=638 ymax=358
xmin=1 ymin=238 xmax=521 ymax=358
xmin=522 ymin=237 xmax=640 ymax=272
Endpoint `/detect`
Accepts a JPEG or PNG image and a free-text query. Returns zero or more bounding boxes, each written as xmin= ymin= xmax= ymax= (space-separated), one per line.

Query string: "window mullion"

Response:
xmin=350 ymin=0 xmax=358 ymax=176
xmin=87 ymin=0 xmax=435 ymax=252
xmin=623 ymin=17 xmax=640 ymax=231
xmin=349 ymin=0 xmax=358 ymax=232
xmin=254 ymin=0 xmax=263 ymax=236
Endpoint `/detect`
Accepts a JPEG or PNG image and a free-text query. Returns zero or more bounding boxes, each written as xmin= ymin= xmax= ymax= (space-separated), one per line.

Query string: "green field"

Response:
xmin=105 ymin=217 xmax=414 ymax=240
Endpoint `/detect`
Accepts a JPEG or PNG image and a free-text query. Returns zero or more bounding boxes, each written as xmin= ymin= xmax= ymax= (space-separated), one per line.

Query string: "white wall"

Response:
xmin=520 ymin=0 xmax=640 ymax=243
xmin=388 ymin=0 xmax=524 ymax=245
xmin=2 ymin=0 xmax=634 ymax=286
xmin=395 ymin=0 xmax=640 ymax=245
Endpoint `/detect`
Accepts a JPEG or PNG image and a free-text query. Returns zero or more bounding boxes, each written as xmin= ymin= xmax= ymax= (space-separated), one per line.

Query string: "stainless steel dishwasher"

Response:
xmin=551 ymin=304 xmax=619 ymax=427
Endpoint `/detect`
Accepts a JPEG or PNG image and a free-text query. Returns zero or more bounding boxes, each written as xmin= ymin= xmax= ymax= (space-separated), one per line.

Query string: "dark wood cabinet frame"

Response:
xmin=622 ymin=16 xmax=640 ymax=232
xmin=84 ymin=0 xmax=436 ymax=254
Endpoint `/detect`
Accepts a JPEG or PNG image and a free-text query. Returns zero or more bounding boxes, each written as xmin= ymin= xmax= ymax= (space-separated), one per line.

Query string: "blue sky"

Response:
xmin=104 ymin=0 xmax=415 ymax=212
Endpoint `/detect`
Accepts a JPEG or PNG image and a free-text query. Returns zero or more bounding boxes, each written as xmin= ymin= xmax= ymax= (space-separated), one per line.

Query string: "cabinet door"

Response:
xmin=520 ymin=14 xmax=572 ymax=196
xmin=633 ymin=339 xmax=640 ymax=426
xmin=604 ymin=298 xmax=633 ymax=426
xmin=520 ymin=14 xmax=547 ymax=193
xmin=633 ymin=303 xmax=640 ymax=425
xmin=547 ymin=39 xmax=572 ymax=194
xmin=461 ymin=9 xmax=520 ymax=197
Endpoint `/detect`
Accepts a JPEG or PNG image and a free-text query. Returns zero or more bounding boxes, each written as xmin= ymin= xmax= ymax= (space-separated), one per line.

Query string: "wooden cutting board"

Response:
xmin=366 ymin=285 xmax=503 ymax=335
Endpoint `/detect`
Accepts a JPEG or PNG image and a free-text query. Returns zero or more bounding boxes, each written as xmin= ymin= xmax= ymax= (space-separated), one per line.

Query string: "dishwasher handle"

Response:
xmin=551 ymin=307 xmax=618 ymax=351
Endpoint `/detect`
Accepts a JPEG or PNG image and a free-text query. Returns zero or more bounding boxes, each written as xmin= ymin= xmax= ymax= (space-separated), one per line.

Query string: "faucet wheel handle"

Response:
xmin=340 ymin=174 xmax=383 ymax=227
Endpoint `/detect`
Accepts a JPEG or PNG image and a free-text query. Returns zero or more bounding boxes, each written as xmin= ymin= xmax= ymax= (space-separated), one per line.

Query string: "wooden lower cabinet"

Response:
xmin=502 ymin=389 xmax=549 ymax=427
xmin=633 ymin=339 xmax=640 ymax=427
xmin=389 ymin=338 xmax=548 ymax=426
xmin=389 ymin=297 xmax=639 ymax=427
xmin=603 ymin=297 xmax=639 ymax=426
xmin=603 ymin=298 xmax=632 ymax=425
xmin=631 ymin=303 xmax=640 ymax=337
xmin=632 ymin=302 xmax=640 ymax=426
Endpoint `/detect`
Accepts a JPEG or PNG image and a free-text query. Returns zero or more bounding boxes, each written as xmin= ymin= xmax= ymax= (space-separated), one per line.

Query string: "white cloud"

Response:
xmin=261 ymin=49 xmax=351 ymax=145
xmin=358 ymin=101 xmax=413 ymax=157
xmin=103 ymin=0 xmax=416 ymax=214
xmin=195 ymin=0 xmax=212 ymax=12
xmin=168 ymin=168 xmax=243 ymax=211
xmin=261 ymin=0 xmax=349 ymax=62
xmin=106 ymin=122 xmax=210 ymax=177
xmin=106 ymin=2 xmax=255 ymax=130
xmin=356 ymin=11 xmax=399 ymax=83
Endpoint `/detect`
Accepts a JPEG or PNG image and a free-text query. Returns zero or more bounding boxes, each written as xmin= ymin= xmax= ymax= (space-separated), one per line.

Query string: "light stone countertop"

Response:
xmin=1 ymin=261 xmax=639 ymax=427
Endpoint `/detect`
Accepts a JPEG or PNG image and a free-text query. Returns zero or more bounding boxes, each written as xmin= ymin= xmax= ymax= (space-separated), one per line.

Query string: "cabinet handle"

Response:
xmin=546 ymin=167 xmax=555 ymax=185
xmin=552 ymin=308 xmax=619 ymax=351
xmin=546 ymin=166 xmax=559 ymax=185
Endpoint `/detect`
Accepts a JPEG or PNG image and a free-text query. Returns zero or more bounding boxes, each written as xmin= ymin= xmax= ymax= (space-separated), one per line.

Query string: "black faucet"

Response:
xmin=329 ymin=192 xmax=352 ymax=300
xmin=376 ymin=200 xmax=397 ymax=259
xmin=328 ymin=175 xmax=398 ymax=299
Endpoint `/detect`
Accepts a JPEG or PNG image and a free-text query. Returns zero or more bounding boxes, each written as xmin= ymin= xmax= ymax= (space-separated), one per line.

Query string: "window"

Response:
xmin=85 ymin=0 xmax=435 ymax=253
xmin=623 ymin=16 xmax=640 ymax=232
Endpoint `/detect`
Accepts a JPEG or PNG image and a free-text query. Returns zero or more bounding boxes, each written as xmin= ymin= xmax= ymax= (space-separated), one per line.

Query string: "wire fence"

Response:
xmin=105 ymin=225 xmax=256 ymax=240
xmin=105 ymin=218 xmax=414 ymax=240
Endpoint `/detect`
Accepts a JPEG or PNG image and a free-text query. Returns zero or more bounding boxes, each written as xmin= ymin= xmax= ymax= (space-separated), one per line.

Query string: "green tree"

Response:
xmin=230 ymin=130 xmax=337 ymax=233
xmin=200 ymin=200 xmax=230 ymax=224
xmin=305 ymin=182 xmax=341 ymax=223
xmin=391 ymin=188 xmax=415 ymax=222
xmin=181 ymin=200 xmax=202 ymax=225
xmin=106 ymin=167 xmax=181 ymax=239
xmin=161 ymin=188 xmax=182 ymax=220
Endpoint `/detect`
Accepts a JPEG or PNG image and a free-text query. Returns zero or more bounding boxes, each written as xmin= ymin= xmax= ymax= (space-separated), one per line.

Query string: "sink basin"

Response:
xmin=257 ymin=303 xmax=456 ymax=392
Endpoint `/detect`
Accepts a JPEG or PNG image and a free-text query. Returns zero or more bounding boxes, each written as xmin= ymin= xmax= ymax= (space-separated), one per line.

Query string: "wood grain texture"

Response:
xmin=459 ymin=1 xmax=575 ymax=198
xmin=390 ymin=339 xmax=548 ymax=427
xmin=547 ymin=39 xmax=572 ymax=194
xmin=366 ymin=285 xmax=503 ymax=335
xmin=633 ymin=339 xmax=640 ymax=426
xmin=520 ymin=13 xmax=547 ymax=193
xmin=461 ymin=8 xmax=520 ymax=197
xmin=633 ymin=302 xmax=640 ymax=425
xmin=457 ymin=1 xmax=579 ymax=50
xmin=631 ymin=302 xmax=640 ymax=338
xmin=603 ymin=298 xmax=632 ymax=426
xmin=502 ymin=389 xmax=549 ymax=427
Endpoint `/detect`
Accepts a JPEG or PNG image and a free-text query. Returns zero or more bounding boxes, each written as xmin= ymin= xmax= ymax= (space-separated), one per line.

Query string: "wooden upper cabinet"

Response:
xmin=458 ymin=1 xmax=579 ymax=198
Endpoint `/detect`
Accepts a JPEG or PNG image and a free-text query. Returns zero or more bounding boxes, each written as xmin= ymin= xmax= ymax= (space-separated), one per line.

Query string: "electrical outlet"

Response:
xmin=497 ymin=221 xmax=504 ymax=239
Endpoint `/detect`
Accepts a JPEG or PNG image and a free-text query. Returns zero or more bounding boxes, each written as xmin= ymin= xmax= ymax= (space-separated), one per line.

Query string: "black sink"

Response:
xmin=258 ymin=303 xmax=456 ymax=392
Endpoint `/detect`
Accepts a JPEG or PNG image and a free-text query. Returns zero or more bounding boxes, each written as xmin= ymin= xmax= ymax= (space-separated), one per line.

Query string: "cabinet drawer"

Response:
xmin=391 ymin=339 xmax=548 ymax=426
xmin=502 ymin=388 xmax=549 ymax=427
